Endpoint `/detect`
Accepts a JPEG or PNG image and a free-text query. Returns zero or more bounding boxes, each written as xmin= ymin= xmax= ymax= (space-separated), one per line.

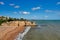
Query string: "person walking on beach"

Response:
xmin=18 ymin=22 xmax=19 ymax=27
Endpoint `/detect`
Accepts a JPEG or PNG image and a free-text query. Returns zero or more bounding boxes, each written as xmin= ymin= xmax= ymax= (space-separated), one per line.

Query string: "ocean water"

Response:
xmin=23 ymin=20 xmax=60 ymax=40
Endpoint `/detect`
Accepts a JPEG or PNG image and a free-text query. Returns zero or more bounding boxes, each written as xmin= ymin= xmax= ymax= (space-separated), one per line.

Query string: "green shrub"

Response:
xmin=0 ymin=20 xmax=4 ymax=25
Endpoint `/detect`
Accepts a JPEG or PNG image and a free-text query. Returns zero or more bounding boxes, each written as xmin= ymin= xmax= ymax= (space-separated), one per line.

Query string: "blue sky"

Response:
xmin=0 ymin=0 xmax=60 ymax=20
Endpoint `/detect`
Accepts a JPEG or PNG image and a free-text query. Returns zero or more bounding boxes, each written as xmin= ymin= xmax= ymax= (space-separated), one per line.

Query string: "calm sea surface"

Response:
xmin=23 ymin=20 xmax=60 ymax=40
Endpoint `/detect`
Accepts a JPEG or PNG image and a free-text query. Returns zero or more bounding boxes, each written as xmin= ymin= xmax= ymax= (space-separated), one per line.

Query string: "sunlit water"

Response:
xmin=23 ymin=20 xmax=60 ymax=40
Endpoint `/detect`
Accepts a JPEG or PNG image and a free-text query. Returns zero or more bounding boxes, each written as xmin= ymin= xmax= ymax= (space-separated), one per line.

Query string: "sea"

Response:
xmin=23 ymin=20 xmax=60 ymax=40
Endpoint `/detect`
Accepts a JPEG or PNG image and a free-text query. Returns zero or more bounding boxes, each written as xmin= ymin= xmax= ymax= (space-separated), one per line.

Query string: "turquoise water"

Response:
xmin=23 ymin=20 xmax=60 ymax=40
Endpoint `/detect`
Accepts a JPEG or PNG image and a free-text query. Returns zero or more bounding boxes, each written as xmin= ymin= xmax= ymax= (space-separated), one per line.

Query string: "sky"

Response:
xmin=0 ymin=0 xmax=60 ymax=20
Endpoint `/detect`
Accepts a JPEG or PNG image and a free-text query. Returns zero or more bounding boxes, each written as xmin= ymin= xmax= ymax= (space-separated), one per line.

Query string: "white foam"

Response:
xmin=14 ymin=26 xmax=31 ymax=40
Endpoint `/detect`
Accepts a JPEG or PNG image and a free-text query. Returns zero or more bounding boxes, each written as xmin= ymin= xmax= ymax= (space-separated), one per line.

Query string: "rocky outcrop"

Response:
xmin=1 ymin=21 xmax=36 ymax=27
xmin=0 ymin=21 xmax=36 ymax=40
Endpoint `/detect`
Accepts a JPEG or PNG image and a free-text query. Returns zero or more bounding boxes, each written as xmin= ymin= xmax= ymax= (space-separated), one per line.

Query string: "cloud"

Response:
xmin=45 ymin=10 xmax=53 ymax=13
xmin=13 ymin=11 xmax=30 ymax=15
xmin=57 ymin=2 xmax=60 ymax=5
xmin=54 ymin=11 xmax=60 ymax=15
xmin=9 ymin=3 xmax=15 ymax=6
xmin=22 ymin=11 xmax=30 ymax=15
xmin=19 ymin=11 xmax=21 ymax=14
xmin=45 ymin=16 xmax=48 ymax=18
xmin=45 ymin=10 xmax=60 ymax=14
xmin=14 ymin=5 xmax=20 ymax=8
xmin=32 ymin=7 xmax=40 ymax=10
xmin=32 ymin=16 xmax=37 ymax=19
xmin=9 ymin=4 xmax=20 ymax=8
xmin=33 ymin=16 xmax=37 ymax=17
xmin=0 ymin=2 xmax=4 ymax=5
xmin=44 ymin=16 xmax=48 ymax=19
xmin=13 ymin=12 xmax=18 ymax=14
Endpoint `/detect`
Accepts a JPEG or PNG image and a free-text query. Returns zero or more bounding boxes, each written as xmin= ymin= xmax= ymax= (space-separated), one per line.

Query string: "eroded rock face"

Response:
xmin=1 ymin=21 xmax=25 ymax=26
xmin=0 ymin=21 xmax=36 ymax=40
xmin=1 ymin=21 xmax=36 ymax=27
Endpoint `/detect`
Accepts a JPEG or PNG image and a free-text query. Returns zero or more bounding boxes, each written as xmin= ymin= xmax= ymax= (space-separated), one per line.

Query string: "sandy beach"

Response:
xmin=0 ymin=26 xmax=25 ymax=40
xmin=0 ymin=21 xmax=36 ymax=40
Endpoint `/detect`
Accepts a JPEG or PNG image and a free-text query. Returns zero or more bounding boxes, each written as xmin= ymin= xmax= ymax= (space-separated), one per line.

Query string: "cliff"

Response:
xmin=0 ymin=21 xmax=36 ymax=40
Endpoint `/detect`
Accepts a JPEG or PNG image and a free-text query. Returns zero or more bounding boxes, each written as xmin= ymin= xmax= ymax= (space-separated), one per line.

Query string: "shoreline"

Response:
xmin=0 ymin=26 xmax=25 ymax=40
xmin=14 ymin=26 xmax=31 ymax=40
xmin=0 ymin=21 xmax=36 ymax=40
